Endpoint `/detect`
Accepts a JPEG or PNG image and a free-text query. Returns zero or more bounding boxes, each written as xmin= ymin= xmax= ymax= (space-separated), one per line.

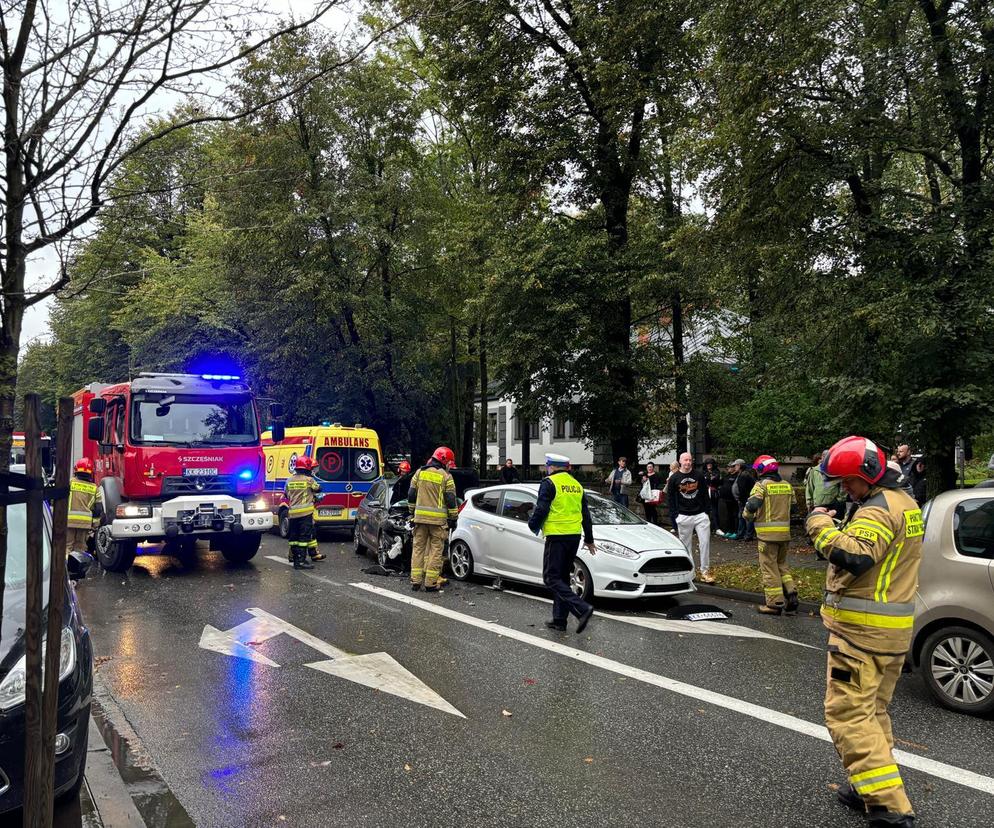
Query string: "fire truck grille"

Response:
xmin=161 ymin=475 xmax=236 ymax=496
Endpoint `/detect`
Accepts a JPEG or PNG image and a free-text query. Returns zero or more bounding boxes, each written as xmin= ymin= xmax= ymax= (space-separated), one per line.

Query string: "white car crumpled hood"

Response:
xmin=594 ymin=523 xmax=690 ymax=556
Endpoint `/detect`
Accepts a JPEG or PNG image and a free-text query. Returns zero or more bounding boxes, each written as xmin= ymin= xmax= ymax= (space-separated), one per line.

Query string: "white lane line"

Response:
xmin=500 ymin=589 xmax=818 ymax=649
xmin=351 ymin=581 xmax=994 ymax=797
xmin=264 ymin=555 xmax=344 ymax=585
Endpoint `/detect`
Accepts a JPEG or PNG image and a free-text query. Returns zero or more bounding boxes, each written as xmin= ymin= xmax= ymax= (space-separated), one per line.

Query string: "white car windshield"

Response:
xmin=586 ymin=493 xmax=645 ymax=525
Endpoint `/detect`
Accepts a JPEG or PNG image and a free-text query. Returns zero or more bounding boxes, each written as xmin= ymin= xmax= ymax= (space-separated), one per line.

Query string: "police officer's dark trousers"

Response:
xmin=542 ymin=534 xmax=591 ymax=624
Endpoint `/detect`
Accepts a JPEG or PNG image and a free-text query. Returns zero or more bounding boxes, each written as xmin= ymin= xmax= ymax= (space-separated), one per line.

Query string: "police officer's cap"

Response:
xmin=545 ymin=453 xmax=570 ymax=467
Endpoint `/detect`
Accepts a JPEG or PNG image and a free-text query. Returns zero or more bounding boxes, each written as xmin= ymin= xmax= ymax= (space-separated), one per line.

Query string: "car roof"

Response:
xmin=928 ymin=487 xmax=994 ymax=508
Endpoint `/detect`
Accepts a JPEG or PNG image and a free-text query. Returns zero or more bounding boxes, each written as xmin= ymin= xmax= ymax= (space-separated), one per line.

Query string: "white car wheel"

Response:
xmin=923 ymin=626 xmax=994 ymax=715
xmin=570 ymin=559 xmax=593 ymax=602
xmin=448 ymin=540 xmax=474 ymax=580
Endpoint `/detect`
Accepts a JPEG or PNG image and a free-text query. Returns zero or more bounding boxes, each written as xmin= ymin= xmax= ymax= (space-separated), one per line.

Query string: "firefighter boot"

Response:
xmin=784 ymin=591 xmax=800 ymax=616
xmin=757 ymin=604 xmax=782 ymax=615
xmin=293 ymin=548 xmax=314 ymax=570
xmin=866 ymin=807 xmax=914 ymax=828
xmin=837 ymin=783 xmax=865 ymax=812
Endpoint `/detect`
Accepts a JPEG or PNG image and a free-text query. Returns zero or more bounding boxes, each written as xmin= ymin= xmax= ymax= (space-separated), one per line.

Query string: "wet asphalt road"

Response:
xmin=74 ymin=532 xmax=994 ymax=828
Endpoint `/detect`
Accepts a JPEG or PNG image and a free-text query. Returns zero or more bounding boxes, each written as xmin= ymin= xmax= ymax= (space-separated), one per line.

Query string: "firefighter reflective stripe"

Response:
xmin=821 ymin=592 xmax=915 ymax=629
xmin=412 ymin=468 xmax=456 ymax=524
xmin=755 ymin=521 xmax=790 ymax=534
xmin=544 ymin=472 xmax=584 ymax=536
xmin=875 ymin=542 xmax=905 ymax=603
xmin=851 ymin=765 xmax=903 ymax=795
xmin=764 ymin=587 xmax=783 ymax=596
xmin=814 ymin=526 xmax=841 ymax=553
xmin=68 ymin=479 xmax=98 ymax=529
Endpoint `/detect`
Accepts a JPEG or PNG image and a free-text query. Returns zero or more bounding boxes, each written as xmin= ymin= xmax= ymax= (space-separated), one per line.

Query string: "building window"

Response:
xmin=513 ymin=415 xmax=539 ymax=441
xmin=553 ymin=417 xmax=566 ymax=440
xmin=487 ymin=412 xmax=498 ymax=443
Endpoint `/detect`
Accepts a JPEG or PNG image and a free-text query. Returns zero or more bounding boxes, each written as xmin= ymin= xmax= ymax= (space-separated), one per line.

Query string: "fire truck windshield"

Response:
xmin=130 ymin=395 xmax=259 ymax=446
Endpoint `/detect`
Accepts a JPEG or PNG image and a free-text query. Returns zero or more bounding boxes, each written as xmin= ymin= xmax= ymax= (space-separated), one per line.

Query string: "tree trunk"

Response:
xmin=671 ymin=290 xmax=688 ymax=455
xmin=461 ymin=325 xmax=477 ymax=466
xmin=478 ymin=323 xmax=488 ymax=478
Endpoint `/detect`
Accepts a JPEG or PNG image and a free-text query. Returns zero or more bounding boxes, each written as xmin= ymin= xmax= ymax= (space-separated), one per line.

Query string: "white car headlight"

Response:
xmin=0 ymin=628 xmax=76 ymax=711
xmin=596 ymin=540 xmax=640 ymax=559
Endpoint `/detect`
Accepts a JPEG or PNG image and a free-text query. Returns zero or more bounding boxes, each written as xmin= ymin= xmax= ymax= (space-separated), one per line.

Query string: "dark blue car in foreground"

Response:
xmin=0 ymin=492 xmax=93 ymax=815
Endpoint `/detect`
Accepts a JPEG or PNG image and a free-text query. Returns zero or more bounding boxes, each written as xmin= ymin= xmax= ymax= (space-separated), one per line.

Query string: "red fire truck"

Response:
xmin=72 ymin=372 xmax=284 ymax=571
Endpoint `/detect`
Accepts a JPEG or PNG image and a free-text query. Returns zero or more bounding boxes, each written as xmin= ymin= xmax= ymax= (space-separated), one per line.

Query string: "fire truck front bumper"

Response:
xmin=109 ymin=495 xmax=273 ymax=539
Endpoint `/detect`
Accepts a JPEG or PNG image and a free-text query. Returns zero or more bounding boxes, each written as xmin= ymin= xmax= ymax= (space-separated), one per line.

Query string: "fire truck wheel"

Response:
xmin=94 ymin=526 xmax=137 ymax=572
xmin=220 ymin=533 xmax=262 ymax=563
xmin=278 ymin=508 xmax=290 ymax=539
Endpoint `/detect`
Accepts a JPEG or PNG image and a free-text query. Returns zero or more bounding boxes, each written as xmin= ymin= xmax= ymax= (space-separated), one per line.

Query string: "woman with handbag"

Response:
xmin=638 ymin=462 xmax=664 ymax=525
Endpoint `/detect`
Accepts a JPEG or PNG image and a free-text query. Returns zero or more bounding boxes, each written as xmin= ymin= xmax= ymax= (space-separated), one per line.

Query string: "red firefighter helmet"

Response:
xmin=432 ymin=446 xmax=456 ymax=468
xmin=295 ymin=455 xmax=316 ymax=472
xmin=821 ymin=436 xmax=886 ymax=484
xmin=398 ymin=460 xmax=411 ymax=474
xmin=752 ymin=455 xmax=779 ymax=475
xmin=74 ymin=458 xmax=93 ymax=476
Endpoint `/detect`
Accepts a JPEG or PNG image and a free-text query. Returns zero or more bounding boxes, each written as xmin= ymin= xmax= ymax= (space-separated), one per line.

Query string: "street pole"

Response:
xmin=39 ymin=397 xmax=73 ymax=825
xmin=23 ymin=394 xmax=46 ymax=827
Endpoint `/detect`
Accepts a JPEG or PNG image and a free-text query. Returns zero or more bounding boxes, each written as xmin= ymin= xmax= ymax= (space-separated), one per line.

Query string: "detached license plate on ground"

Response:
xmin=183 ymin=468 xmax=218 ymax=476
xmin=319 ymin=508 xmax=342 ymax=517
xmin=644 ymin=573 xmax=686 ymax=585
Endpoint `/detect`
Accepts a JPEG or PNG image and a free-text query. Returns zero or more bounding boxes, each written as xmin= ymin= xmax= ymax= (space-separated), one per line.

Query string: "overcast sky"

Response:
xmin=20 ymin=0 xmax=354 ymax=351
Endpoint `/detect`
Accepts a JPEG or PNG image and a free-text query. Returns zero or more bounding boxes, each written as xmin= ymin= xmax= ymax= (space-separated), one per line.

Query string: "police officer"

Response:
xmin=742 ymin=455 xmax=798 ymax=615
xmin=527 ymin=453 xmax=596 ymax=633
xmin=408 ymin=446 xmax=458 ymax=592
xmin=285 ymin=455 xmax=321 ymax=570
xmin=806 ymin=436 xmax=923 ymax=828
xmin=67 ymin=458 xmax=102 ymax=556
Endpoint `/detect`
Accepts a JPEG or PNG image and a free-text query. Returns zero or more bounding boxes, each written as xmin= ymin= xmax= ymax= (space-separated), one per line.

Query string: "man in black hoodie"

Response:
xmin=666 ymin=452 xmax=715 ymax=583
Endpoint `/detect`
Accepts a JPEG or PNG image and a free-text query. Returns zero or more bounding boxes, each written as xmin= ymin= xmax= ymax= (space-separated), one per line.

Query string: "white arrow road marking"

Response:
xmin=199 ymin=607 xmax=464 ymax=717
xmin=198 ymin=617 xmax=284 ymax=666
xmin=352 ymin=581 xmax=994 ymax=797
xmin=500 ymin=589 xmax=818 ymax=649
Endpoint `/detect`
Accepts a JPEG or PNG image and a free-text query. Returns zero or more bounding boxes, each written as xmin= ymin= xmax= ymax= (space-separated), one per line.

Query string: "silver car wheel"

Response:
xmin=449 ymin=540 xmax=472 ymax=580
xmin=570 ymin=562 xmax=586 ymax=597
xmin=930 ymin=635 xmax=994 ymax=705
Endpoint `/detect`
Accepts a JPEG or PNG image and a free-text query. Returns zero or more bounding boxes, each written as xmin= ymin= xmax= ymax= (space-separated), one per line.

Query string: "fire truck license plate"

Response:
xmin=319 ymin=508 xmax=342 ymax=517
xmin=183 ymin=468 xmax=218 ymax=476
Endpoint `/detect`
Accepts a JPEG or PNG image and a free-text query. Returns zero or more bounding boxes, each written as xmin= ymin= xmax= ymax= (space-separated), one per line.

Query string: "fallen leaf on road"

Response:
xmin=523 ymin=678 xmax=536 ymax=685
xmin=93 ymin=656 xmax=113 ymax=667
xmin=502 ymin=709 xmax=513 ymax=717
xmin=332 ymin=743 xmax=344 ymax=750
xmin=404 ymin=764 xmax=412 ymax=772
xmin=278 ymin=816 xmax=287 ymax=822
xmin=583 ymin=757 xmax=593 ymax=764
xmin=827 ymin=783 xmax=840 ymax=791
xmin=895 ymin=738 xmax=929 ymax=751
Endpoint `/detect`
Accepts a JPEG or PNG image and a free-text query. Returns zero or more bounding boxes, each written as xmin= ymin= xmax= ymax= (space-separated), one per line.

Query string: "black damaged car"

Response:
xmin=0 ymin=493 xmax=94 ymax=816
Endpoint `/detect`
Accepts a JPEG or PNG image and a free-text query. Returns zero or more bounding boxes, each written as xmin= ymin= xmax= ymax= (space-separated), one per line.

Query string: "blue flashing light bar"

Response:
xmin=201 ymin=374 xmax=241 ymax=381
xmin=238 ymin=469 xmax=255 ymax=481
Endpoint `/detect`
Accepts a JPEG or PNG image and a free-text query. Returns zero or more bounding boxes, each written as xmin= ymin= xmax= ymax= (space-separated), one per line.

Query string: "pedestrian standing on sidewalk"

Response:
xmin=742 ymin=455 xmax=799 ymax=615
xmin=637 ymin=462 xmax=664 ymax=525
xmin=909 ymin=459 xmax=927 ymax=506
xmin=733 ymin=460 xmax=757 ymax=541
xmin=718 ymin=461 xmax=740 ymax=538
xmin=285 ymin=455 xmax=321 ymax=570
xmin=702 ymin=458 xmax=722 ymax=532
xmin=408 ymin=446 xmax=459 ymax=592
xmin=666 ymin=452 xmax=715 ymax=583
xmin=605 ymin=457 xmax=632 ymax=506
xmin=528 ymin=453 xmax=596 ymax=633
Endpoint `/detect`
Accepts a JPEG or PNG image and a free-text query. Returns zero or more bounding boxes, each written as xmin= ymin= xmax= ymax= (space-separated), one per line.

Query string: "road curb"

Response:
xmin=695 ymin=583 xmax=821 ymax=614
xmin=84 ymin=717 xmax=146 ymax=826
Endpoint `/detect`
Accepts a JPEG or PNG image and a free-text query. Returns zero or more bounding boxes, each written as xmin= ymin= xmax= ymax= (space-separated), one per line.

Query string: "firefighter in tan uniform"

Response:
xmin=284 ymin=455 xmax=322 ymax=570
xmin=408 ymin=446 xmax=458 ymax=592
xmin=67 ymin=458 xmax=103 ymax=555
xmin=742 ymin=455 xmax=798 ymax=615
xmin=806 ymin=436 xmax=923 ymax=828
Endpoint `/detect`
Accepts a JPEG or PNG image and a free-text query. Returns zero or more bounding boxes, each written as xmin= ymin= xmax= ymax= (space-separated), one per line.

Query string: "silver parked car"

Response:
xmin=911 ymin=489 xmax=994 ymax=715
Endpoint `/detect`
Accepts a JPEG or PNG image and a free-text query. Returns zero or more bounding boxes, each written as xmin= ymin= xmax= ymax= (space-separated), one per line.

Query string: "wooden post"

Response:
xmin=23 ymin=394 xmax=46 ymax=827
xmin=39 ymin=397 xmax=73 ymax=824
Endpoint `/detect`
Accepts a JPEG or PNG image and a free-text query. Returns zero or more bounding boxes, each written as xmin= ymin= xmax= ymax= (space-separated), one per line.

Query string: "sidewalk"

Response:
xmin=81 ymin=717 xmax=146 ymax=826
